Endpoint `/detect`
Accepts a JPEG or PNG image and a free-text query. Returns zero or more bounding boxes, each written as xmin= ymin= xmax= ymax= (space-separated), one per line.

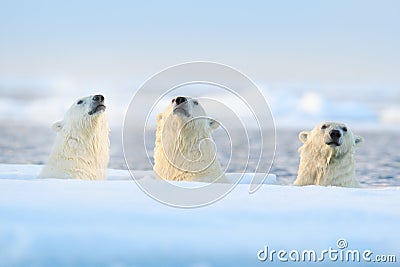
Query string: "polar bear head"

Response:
xmin=156 ymin=96 xmax=219 ymax=133
xmin=153 ymin=96 xmax=226 ymax=182
xmin=39 ymin=94 xmax=109 ymax=180
xmin=299 ymin=121 xmax=363 ymax=157
xmin=294 ymin=121 xmax=363 ymax=187
xmin=53 ymin=94 xmax=107 ymax=133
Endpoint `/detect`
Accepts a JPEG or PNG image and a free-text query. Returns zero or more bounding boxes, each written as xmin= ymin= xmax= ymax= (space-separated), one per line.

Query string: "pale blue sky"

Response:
xmin=0 ymin=0 xmax=399 ymax=85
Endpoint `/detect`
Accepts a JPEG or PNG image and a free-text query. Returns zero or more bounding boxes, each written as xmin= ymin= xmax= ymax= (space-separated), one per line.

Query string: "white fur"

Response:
xmin=153 ymin=97 xmax=227 ymax=183
xmin=294 ymin=122 xmax=363 ymax=187
xmin=39 ymin=95 xmax=110 ymax=180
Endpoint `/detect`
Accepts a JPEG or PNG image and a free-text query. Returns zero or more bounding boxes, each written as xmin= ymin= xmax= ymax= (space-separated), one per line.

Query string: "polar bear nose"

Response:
xmin=175 ymin=96 xmax=187 ymax=105
xmin=329 ymin=129 xmax=341 ymax=139
xmin=93 ymin=95 xmax=104 ymax=102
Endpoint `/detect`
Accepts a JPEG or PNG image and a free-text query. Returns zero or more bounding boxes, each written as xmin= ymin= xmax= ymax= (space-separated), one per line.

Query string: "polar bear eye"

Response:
xmin=172 ymin=98 xmax=175 ymax=103
xmin=77 ymin=100 xmax=83 ymax=105
xmin=321 ymin=124 xmax=328 ymax=130
xmin=193 ymin=100 xmax=199 ymax=105
xmin=342 ymin=127 xmax=348 ymax=132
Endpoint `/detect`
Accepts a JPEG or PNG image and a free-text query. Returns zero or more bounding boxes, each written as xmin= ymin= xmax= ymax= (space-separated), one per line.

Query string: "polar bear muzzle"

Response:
xmin=321 ymin=123 xmax=347 ymax=147
xmin=172 ymin=96 xmax=191 ymax=117
xmin=88 ymin=94 xmax=106 ymax=115
xmin=325 ymin=129 xmax=342 ymax=147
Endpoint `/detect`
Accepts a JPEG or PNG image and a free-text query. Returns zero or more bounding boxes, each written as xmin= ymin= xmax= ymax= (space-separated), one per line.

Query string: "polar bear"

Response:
xmin=294 ymin=122 xmax=363 ymax=187
xmin=39 ymin=94 xmax=109 ymax=180
xmin=154 ymin=96 xmax=227 ymax=183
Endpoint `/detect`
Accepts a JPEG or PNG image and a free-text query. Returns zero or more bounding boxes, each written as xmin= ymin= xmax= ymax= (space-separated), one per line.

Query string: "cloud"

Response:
xmin=299 ymin=92 xmax=323 ymax=115
xmin=380 ymin=107 xmax=400 ymax=124
xmin=267 ymin=90 xmax=378 ymax=129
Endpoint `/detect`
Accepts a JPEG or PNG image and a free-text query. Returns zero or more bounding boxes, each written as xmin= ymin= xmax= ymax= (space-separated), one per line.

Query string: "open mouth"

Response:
xmin=326 ymin=141 xmax=341 ymax=147
xmin=88 ymin=104 xmax=106 ymax=115
xmin=173 ymin=107 xmax=189 ymax=117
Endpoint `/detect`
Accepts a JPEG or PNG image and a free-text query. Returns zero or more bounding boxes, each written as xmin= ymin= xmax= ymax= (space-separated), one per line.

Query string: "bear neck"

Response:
xmin=166 ymin=121 xmax=216 ymax=164
xmin=155 ymin=120 xmax=223 ymax=182
xmin=324 ymin=149 xmax=356 ymax=186
xmin=53 ymin=114 xmax=109 ymax=179
xmin=298 ymin=141 xmax=356 ymax=186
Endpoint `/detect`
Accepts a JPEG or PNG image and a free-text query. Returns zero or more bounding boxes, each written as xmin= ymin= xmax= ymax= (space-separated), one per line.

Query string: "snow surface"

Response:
xmin=0 ymin=164 xmax=399 ymax=266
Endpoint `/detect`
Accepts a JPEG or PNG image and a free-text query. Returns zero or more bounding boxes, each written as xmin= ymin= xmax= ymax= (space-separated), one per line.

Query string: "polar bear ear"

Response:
xmin=156 ymin=113 xmax=163 ymax=123
xmin=209 ymin=119 xmax=220 ymax=131
xmin=354 ymin=135 xmax=364 ymax=147
xmin=298 ymin=131 xmax=309 ymax=143
xmin=52 ymin=121 xmax=63 ymax=132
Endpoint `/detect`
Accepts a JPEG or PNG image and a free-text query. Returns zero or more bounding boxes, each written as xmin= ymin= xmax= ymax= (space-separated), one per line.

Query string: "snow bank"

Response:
xmin=0 ymin=164 xmax=277 ymax=184
xmin=0 ymin=164 xmax=399 ymax=266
